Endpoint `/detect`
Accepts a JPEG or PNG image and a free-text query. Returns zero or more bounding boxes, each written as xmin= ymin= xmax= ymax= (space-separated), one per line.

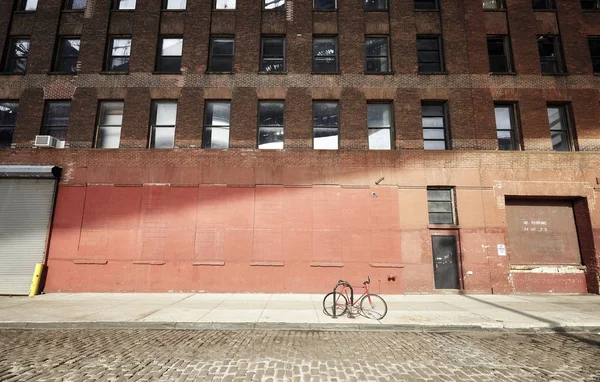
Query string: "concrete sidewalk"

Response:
xmin=1 ymin=293 xmax=600 ymax=332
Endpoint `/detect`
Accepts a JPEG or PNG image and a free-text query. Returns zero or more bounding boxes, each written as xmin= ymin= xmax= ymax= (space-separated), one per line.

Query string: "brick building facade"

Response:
xmin=0 ymin=0 xmax=599 ymax=294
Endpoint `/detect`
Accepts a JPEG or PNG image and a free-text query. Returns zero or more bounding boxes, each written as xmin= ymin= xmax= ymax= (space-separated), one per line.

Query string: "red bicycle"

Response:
xmin=322 ymin=276 xmax=388 ymax=320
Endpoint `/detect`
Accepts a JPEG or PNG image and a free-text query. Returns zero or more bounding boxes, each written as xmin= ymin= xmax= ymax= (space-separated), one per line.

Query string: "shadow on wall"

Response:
xmin=463 ymin=295 xmax=600 ymax=347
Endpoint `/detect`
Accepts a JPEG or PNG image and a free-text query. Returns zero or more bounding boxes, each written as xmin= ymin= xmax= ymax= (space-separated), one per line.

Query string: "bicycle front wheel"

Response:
xmin=359 ymin=294 xmax=387 ymax=320
xmin=323 ymin=292 xmax=348 ymax=317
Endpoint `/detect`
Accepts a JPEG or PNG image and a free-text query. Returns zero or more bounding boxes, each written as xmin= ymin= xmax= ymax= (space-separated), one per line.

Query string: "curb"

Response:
xmin=1 ymin=322 xmax=600 ymax=333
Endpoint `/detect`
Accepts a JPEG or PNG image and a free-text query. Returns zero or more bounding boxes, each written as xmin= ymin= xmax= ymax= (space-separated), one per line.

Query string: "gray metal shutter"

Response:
xmin=0 ymin=179 xmax=57 ymax=295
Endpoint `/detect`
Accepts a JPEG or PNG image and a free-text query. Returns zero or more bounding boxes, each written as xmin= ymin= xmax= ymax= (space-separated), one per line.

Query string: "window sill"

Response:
xmin=47 ymin=71 xmax=77 ymax=75
xmin=594 ymin=73 xmax=600 ymax=76
xmin=313 ymin=9 xmax=337 ymax=12
xmin=532 ymin=9 xmax=556 ymax=12
xmin=258 ymin=71 xmax=287 ymax=74
xmin=212 ymin=9 xmax=236 ymax=11
xmin=13 ymin=10 xmax=36 ymax=14
xmin=364 ymin=71 xmax=394 ymax=75
xmin=541 ymin=72 xmax=569 ymax=76
xmin=61 ymin=9 xmax=85 ymax=13
xmin=483 ymin=9 xmax=506 ymax=12
xmin=161 ymin=9 xmax=186 ymax=12
xmin=428 ymin=224 xmax=459 ymax=230
xmin=414 ymin=9 xmax=440 ymax=12
xmin=363 ymin=9 xmax=389 ymax=12
xmin=262 ymin=8 xmax=286 ymax=12
xmin=490 ymin=71 xmax=517 ymax=75
xmin=152 ymin=71 xmax=183 ymax=75
xmin=370 ymin=263 xmax=404 ymax=268
xmin=312 ymin=71 xmax=341 ymax=75
xmin=582 ymin=10 xmax=600 ymax=13
xmin=206 ymin=71 xmax=234 ymax=74
xmin=0 ymin=72 xmax=25 ymax=76
xmin=132 ymin=260 xmax=166 ymax=265
xmin=418 ymin=71 xmax=448 ymax=75
xmin=100 ymin=71 xmax=129 ymax=75
xmin=111 ymin=9 xmax=135 ymax=12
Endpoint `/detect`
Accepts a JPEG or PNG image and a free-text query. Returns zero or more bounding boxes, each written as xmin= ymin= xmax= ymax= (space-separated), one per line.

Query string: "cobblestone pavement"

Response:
xmin=1 ymin=329 xmax=599 ymax=381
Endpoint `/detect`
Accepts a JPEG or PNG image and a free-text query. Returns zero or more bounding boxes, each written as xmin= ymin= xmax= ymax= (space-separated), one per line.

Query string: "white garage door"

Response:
xmin=0 ymin=178 xmax=57 ymax=295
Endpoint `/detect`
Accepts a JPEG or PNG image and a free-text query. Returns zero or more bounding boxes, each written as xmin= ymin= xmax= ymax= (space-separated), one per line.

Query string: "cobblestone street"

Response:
xmin=1 ymin=329 xmax=599 ymax=381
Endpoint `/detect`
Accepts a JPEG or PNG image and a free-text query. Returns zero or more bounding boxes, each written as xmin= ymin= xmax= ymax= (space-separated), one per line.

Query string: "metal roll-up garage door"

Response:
xmin=0 ymin=178 xmax=57 ymax=295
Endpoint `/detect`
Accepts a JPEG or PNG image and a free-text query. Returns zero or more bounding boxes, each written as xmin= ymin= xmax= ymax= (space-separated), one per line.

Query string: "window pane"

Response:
xmin=314 ymin=39 xmax=336 ymax=56
xmin=165 ymin=0 xmax=186 ymax=9
xmin=0 ymin=102 xmax=18 ymax=127
xmin=262 ymin=38 xmax=284 ymax=57
xmin=423 ymin=128 xmax=445 ymax=140
xmin=110 ymin=57 xmax=130 ymax=72
xmin=589 ymin=39 xmax=600 ymax=57
xmin=0 ymin=127 xmax=13 ymax=148
xmin=215 ymin=0 xmax=235 ymax=9
xmin=415 ymin=0 xmax=437 ymax=9
xmin=61 ymin=39 xmax=81 ymax=56
xmin=424 ymin=140 xmax=446 ymax=150
xmin=313 ymin=58 xmax=337 ymax=72
xmin=7 ymin=58 xmax=27 ymax=73
xmin=489 ymin=56 xmax=508 ymax=72
xmin=538 ymin=41 xmax=556 ymax=58
xmin=428 ymin=201 xmax=453 ymax=213
xmin=422 ymin=117 xmax=444 ymax=128
xmin=314 ymin=0 xmax=335 ymax=9
xmin=261 ymin=59 xmax=285 ymax=72
xmin=259 ymin=102 xmax=284 ymax=126
xmin=494 ymin=106 xmax=513 ymax=130
xmin=418 ymin=51 xmax=441 ymax=63
xmin=45 ymin=127 xmax=67 ymax=141
xmin=429 ymin=213 xmax=454 ymax=224
xmin=116 ymin=0 xmax=136 ymax=9
xmin=365 ymin=38 xmax=388 ymax=56
xmin=421 ymin=104 xmax=444 ymax=117
xmin=551 ymin=131 xmax=570 ymax=151
xmin=212 ymin=39 xmax=234 ymax=55
xmin=11 ymin=40 xmax=30 ymax=57
xmin=97 ymin=125 xmax=121 ymax=148
xmin=23 ymin=0 xmax=38 ymax=10
xmin=99 ymin=102 xmax=124 ymax=126
xmin=497 ymin=130 xmax=514 ymax=151
xmin=111 ymin=38 xmax=131 ymax=56
xmin=71 ymin=0 xmax=87 ymax=9
xmin=418 ymin=62 xmax=442 ymax=72
xmin=417 ymin=38 xmax=439 ymax=51
xmin=258 ymin=127 xmax=284 ymax=149
xmin=158 ymin=57 xmax=182 ymax=72
xmin=364 ymin=0 xmax=387 ymax=10
xmin=313 ymin=102 xmax=338 ymax=126
xmin=367 ymin=104 xmax=391 ymax=128
xmin=487 ymin=39 xmax=505 ymax=56
xmin=366 ymin=57 xmax=389 ymax=72
xmin=161 ymin=39 xmax=183 ymax=56
xmin=314 ymin=127 xmax=338 ymax=150
xmin=203 ymin=126 xmax=229 ymax=149
xmin=547 ymin=107 xmax=564 ymax=131
xmin=368 ymin=128 xmax=391 ymax=150
xmin=152 ymin=126 xmax=175 ymax=148
xmin=265 ymin=0 xmax=285 ymax=9
xmin=532 ymin=0 xmax=553 ymax=9
xmin=46 ymin=102 xmax=71 ymax=126
xmin=154 ymin=102 xmax=177 ymax=126
xmin=205 ymin=102 xmax=230 ymax=126
xmin=427 ymin=189 xmax=451 ymax=201
xmin=482 ymin=0 xmax=502 ymax=9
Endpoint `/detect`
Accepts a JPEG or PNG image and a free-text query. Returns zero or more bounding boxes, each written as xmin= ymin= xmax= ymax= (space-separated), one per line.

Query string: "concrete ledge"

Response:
xmin=310 ymin=261 xmax=344 ymax=267
xmin=73 ymin=259 xmax=108 ymax=265
xmin=192 ymin=260 xmax=225 ymax=266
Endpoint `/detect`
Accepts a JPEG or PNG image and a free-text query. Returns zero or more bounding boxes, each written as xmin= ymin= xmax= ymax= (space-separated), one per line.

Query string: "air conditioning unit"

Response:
xmin=34 ymin=135 xmax=65 ymax=149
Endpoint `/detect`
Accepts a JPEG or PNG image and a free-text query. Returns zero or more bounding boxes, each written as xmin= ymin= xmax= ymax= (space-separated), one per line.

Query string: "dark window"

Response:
xmin=482 ymin=0 xmax=504 ymax=10
xmin=42 ymin=101 xmax=71 ymax=141
xmin=415 ymin=0 xmax=438 ymax=10
xmin=156 ymin=37 xmax=182 ymax=73
xmin=209 ymin=37 xmax=235 ymax=72
xmin=203 ymin=101 xmax=230 ymax=149
xmin=588 ymin=37 xmax=600 ymax=73
xmin=537 ymin=35 xmax=565 ymax=74
xmin=96 ymin=101 xmax=123 ymax=148
xmin=64 ymin=0 xmax=87 ymax=10
xmin=313 ymin=37 xmax=338 ymax=73
xmin=581 ymin=0 xmax=600 ymax=10
xmin=106 ymin=37 xmax=131 ymax=72
xmin=150 ymin=101 xmax=177 ymax=148
xmin=422 ymin=102 xmax=449 ymax=150
xmin=364 ymin=0 xmax=387 ymax=10
xmin=264 ymin=0 xmax=284 ymax=10
xmin=313 ymin=101 xmax=338 ymax=150
xmin=367 ymin=103 xmax=393 ymax=150
xmin=547 ymin=105 xmax=573 ymax=152
xmin=314 ymin=0 xmax=336 ymax=10
xmin=365 ymin=37 xmax=390 ymax=73
xmin=3 ymin=38 xmax=30 ymax=74
xmin=427 ymin=188 xmax=456 ymax=225
xmin=417 ymin=36 xmax=443 ymax=73
xmin=113 ymin=0 xmax=136 ymax=10
xmin=532 ymin=0 xmax=555 ymax=10
xmin=0 ymin=101 xmax=18 ymax=148
xmin=54 ymin=38 xmax=80 ymax=73
xmin=163 ymin=0 xmax=186 ymax=9
xmin=215 ymin=0 xmax=235 ymax=9
xmin=487 ymin=35 xmax=513 ymax=73
xmin=258 ymin=101 xmax=284 ymax=149
xmin=494 ymin=104 xmax=519 ymax=150
xmin=261 ymin=37 xmax=285 ymax=72
xmin=16 ymin=0 xmax=37 ymax=11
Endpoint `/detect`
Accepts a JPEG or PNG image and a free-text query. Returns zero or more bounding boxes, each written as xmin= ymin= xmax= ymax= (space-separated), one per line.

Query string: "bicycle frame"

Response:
xmin=331 ymin=279 xmax=373 ymax=318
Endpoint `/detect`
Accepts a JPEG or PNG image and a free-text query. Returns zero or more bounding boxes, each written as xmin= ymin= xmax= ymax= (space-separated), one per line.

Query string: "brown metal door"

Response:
xmin=432 ymin=235 xmax=460 ymax=289
xmin=505 ymin=199 xmax=581 ymax=265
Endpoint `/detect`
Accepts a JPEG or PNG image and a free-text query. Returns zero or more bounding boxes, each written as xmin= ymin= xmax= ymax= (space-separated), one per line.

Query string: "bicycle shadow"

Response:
xmin=462 ymin=295 xmax=600 ymax=347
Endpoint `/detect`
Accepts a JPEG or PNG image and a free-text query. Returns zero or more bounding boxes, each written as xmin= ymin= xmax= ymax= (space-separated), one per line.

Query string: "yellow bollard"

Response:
xmin=29 ymin=264 xmax=44 ymax=297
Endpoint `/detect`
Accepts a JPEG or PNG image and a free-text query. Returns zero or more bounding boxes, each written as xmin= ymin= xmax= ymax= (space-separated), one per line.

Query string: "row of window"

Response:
xmin=0 ymin=99 xmax=576 ymax=152
xmin=14 ymin=0 xmax=600 ymax=12
xmin=5 ymin=34 xmax=600 ymax=75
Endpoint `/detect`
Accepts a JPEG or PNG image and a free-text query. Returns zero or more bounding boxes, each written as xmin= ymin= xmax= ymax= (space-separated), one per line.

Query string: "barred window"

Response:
xmin=427 ymin=188 xmax=456 ymax=225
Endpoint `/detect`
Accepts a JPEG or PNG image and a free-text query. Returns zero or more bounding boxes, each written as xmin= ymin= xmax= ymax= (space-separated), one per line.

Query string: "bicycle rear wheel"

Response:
xmin=323 ymin=292 xmax=348 ymax=317
xmin=359 ymin=294 xmax=387 ymax=320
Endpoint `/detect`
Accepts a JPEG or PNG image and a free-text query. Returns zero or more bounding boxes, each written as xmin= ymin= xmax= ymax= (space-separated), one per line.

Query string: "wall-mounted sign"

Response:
xmin=497 ymin=244 xmax=506 ymax=256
